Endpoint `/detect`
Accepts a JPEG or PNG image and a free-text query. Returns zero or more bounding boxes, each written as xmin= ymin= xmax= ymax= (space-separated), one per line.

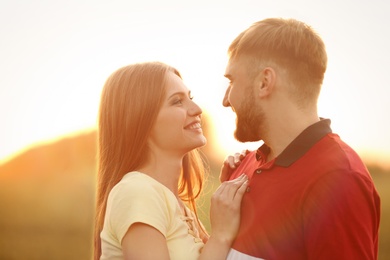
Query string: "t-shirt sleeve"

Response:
xmin=106 ymin=178 xmax=172 ymax=244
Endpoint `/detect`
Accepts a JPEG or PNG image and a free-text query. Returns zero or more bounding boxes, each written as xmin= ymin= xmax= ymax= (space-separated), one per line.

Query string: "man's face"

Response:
xmin=223 ymin=58 xmax=265 ymax=142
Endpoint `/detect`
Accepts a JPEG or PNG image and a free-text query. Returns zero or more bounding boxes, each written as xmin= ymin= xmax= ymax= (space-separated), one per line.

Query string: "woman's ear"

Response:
xmin=257 ymin=67 xmax=276 ymax=98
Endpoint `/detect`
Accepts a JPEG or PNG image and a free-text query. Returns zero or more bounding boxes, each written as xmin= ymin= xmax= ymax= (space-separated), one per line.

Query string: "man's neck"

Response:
xmin=265 ymin=112 xmax=320 ymax=159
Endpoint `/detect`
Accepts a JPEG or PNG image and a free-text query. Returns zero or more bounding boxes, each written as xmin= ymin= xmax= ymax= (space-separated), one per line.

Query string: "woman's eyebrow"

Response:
xmin=167 ymin=90 xmax=191 ymax=99
xmin=167 ymin=91 xmax=185 ymax=100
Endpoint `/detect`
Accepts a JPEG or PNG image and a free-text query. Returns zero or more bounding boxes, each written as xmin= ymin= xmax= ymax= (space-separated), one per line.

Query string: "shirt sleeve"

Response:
xmin=303 ymin=169 xmax=380 ymax=260
xmin=106 ymin=177 xmax=172 ymax=244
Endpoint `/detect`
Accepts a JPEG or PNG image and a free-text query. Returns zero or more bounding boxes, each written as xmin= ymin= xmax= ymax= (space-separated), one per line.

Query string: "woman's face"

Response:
xmin=148 ymin=72 xmax=206 ymax=155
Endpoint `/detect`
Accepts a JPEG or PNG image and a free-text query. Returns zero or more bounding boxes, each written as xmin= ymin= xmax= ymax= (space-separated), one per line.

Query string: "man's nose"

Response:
xmin=222 ymin=85 xmax=231 ymax=107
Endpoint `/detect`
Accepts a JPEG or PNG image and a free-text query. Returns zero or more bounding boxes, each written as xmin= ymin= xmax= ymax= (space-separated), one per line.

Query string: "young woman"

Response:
xmin=94 ymin=62 xmax=248 ymax=260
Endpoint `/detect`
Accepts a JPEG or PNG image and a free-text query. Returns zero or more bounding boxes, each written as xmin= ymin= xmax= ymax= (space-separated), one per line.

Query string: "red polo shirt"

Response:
xmin=228 ymin=119 xmax=380 ymax=260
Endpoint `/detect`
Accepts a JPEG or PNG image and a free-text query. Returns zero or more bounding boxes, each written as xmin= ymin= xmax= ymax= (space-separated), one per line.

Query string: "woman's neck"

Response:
xmin=137 ymin=153 xmax=183 ymax=197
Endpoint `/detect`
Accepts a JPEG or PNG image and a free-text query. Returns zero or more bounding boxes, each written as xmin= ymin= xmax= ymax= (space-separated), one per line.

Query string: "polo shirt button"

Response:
xmin=256 ymin=169 xmax=262 ymax=174
xmin=246 ymin=186 xmax=251 ymax=193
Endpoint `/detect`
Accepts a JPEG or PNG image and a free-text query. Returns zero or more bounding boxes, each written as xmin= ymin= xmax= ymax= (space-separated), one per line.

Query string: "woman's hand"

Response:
xmin=199 ymin=174 xmax=248 ymax=259
xmin=198 ymin=174 xmax=249 ymax=260
xmin=219 ymin=150 xmax=250 ymax=182
xmin=210 ymin=174 xmax=248 ymax=245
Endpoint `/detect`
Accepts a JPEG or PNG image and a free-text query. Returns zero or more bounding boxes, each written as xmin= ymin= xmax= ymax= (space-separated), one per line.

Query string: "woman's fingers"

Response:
xmin=216 ymin=174 xmax=248 ymax=201
xmin=219 ymin=161 xmax=231 ymax=183
xmin=230 ymin=150 xmax=249 ymax=168
xmin=224 ymin=150 xmax=248 ymax=170
xmin=240 ymin=149 xmax=250 ymax=160
xmin=231 ymin=152 xmax=242 ymax=167
xmin=232 ymin=175 xmax=249 ymax=203
xmin=227 ymin=174 xmax=248 ymax=202
xmin=219 ymin=150 xmax=251 ymax=183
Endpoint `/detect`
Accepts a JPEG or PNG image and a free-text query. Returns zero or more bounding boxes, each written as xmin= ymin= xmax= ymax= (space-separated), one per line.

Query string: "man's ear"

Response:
xmin=257 ymin=67 xmax=276 ymax=98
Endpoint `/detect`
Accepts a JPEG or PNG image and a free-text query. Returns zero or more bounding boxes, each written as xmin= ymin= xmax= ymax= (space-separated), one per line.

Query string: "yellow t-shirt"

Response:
xmin=100 ymin=171 xmax=204 ymax=260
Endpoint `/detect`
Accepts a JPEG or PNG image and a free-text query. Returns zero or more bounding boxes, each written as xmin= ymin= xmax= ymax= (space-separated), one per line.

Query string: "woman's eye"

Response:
xmin=173 ymin=99 xmax=183 ymax=105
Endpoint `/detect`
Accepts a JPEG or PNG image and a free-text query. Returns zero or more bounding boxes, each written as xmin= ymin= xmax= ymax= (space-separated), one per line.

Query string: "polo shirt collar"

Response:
xmin=256 ymin=118 xmax=332 ymax=167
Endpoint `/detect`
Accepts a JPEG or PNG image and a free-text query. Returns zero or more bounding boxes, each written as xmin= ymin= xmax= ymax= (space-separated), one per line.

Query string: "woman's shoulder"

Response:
xmin=121 ymin=171 xmax=158 ymax=185
xmin=112 ymin=171 xmax=159 ymax=192
xmin=110 ymin=171 xmax=174 ymax=203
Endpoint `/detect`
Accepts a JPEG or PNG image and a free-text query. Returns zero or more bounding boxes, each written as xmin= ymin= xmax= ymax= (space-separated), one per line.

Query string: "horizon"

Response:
xmin=1 ymin=125 xmax=389 ymax=171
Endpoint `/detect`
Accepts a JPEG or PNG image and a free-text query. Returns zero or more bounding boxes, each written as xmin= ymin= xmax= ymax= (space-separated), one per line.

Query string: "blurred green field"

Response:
xmin=0 ymin=131 xmax=388 ymax=259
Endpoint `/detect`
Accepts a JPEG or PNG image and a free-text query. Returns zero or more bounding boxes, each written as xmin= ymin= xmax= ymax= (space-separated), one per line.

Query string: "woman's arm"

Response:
xmin=122 ymin=223 xmax=170 ymax=260
xmin=121 ymin=174 xmax=248 ymax=260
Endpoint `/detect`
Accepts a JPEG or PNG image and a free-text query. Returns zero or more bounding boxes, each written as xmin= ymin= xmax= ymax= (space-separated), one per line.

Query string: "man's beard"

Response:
xmin=234 ymin=92 xmax=265 ymax=143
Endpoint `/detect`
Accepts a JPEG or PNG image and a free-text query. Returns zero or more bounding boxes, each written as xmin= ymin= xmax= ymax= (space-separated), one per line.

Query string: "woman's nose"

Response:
xmin=188 ymin=100 xmax=202 ymax=116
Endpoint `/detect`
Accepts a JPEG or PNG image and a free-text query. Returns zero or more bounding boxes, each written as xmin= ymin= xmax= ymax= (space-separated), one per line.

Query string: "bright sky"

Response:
xmin=0 ymin=0 xmax=389 ymax=167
